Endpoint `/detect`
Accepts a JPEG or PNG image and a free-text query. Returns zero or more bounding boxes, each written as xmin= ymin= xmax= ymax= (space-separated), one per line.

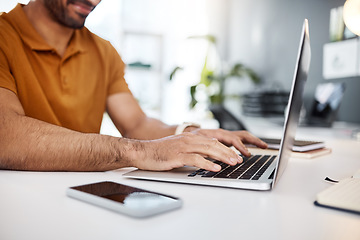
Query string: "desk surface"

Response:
xmin=1 ymin=121 xmax=360 ymax=240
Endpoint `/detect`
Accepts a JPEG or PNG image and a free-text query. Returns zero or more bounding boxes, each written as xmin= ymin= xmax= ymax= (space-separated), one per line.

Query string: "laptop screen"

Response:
xmin=272 ymin=19 xmax=311 ymax=187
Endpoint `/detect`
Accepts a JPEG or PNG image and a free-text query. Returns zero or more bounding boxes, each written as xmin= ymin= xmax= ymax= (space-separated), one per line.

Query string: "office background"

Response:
xmin=189 ymin=0 xmax=359 ymax=124
xmin=223 ymin=0 xmax=359 ymax=123
xmin=2 ymin=0 xmax=358 ymax=125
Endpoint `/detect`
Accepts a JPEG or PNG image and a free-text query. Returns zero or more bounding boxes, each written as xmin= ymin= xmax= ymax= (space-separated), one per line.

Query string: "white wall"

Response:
xmin=0 ymin=0 xmax=29 ymax=12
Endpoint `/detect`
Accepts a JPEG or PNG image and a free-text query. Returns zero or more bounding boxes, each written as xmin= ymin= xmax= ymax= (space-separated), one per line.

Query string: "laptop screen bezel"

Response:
xmin=272 ymin=19 xmax=311 ymax=188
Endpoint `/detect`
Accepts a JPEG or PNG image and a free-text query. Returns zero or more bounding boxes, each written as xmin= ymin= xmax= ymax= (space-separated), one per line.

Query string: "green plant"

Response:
xmin=169 ymin=35 xmax=261 ymax=108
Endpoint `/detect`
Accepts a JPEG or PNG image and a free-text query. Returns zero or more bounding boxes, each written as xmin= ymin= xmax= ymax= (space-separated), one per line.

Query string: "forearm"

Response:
xmin=123 ymin=116 xmax=177 ymax=140
xmin=106 ymin=93 xmax=178 ymax=140
xmin=0 ymin=113 xmax=132 ymax=171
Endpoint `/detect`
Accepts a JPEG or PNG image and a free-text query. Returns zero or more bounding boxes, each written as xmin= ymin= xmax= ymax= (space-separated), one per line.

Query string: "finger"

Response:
xmin=202 ymin=130 xmax=252 ymax=157
xmin=217 ymin=131 xmax=267 ymax=154
xmin=182 ymin=154 xmax=222 ymax=172
xmin=190 ymin=137 xmax=243 ymax=165
xmin=178 ymin=132 xmax=243 ymax=165
xmin=200 ymin=129 xmax=268 ymax=149
xmin=231 ymin=136 xmax=252 ymax=157
xmin=237 ymin=131 xmax=268 ymax=148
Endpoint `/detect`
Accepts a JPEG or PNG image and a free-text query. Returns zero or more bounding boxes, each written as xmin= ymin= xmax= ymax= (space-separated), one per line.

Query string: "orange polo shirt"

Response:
xmin=0 ymin=4 xmax=131 ymax=133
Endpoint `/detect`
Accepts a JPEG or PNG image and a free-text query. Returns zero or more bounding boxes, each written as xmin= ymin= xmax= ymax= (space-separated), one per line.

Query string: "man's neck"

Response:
xmin=23 ymin=2 xmax=74 ymax=57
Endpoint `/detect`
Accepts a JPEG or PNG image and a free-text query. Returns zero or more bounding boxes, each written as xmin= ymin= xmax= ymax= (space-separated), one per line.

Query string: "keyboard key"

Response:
xmin=228 ymin=156 xmax=259 ymax=179
xmin=214 ymin=164 xmax=240 ymax=178
xmin=188 ymin=168 xmax=205 ymax=177
xmin=188 ymin=155 xmax=277 ymax=180
xmin=202 ymin=171 xmax=218 ymax=178
xmin=252 ymin=156 xmax=276 ymax=180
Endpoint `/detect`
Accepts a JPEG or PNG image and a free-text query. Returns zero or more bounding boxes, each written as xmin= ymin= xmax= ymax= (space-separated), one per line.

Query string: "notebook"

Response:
xmin=124 ymin=19 xmax=311 ymax=191
xmin=314 ymin=172 xmax=360 ymax=215
xmin=259 ymin=138 xmax=325 ymax=152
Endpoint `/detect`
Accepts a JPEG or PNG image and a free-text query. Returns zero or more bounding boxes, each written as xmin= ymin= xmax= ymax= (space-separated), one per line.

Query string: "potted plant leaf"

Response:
xmin=170 ymin=34 xmax=261 ymax=109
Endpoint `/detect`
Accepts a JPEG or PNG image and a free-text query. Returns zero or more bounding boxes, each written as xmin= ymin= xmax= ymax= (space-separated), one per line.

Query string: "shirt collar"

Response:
xmin=5 ymin=4 xmax=86 ymax=55
xmin=64 ymin=30 xmax=87 ymax=58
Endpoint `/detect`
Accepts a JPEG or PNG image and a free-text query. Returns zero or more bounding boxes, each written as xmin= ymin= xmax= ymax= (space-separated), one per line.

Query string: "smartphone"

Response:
xmin=66 ymin=181 xmax=182 ymax=218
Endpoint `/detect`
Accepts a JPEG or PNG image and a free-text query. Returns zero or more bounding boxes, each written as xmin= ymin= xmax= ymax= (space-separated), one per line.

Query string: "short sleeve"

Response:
xmin=106 ymin=45 xmax=132 ymax=96
xmin=0 ymin=47 xmax=17 ymax=95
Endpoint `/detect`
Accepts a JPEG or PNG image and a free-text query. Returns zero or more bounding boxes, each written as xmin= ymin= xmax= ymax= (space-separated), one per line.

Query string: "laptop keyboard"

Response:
xmin=188 ymin=155 xmax=277 ymax=180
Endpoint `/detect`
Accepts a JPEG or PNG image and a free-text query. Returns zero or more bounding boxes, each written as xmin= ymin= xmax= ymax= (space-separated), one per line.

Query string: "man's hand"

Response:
xmin=184 ymin=128 xmax=268 ymax=157
xmin=122 ymin=132 xmax=244 ymax=172
xmin=108 ymin=93 xmax=267 ymax=172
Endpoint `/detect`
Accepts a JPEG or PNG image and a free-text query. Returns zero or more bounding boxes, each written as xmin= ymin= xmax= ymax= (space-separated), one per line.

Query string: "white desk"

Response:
xmin=1 ymin=121 xmax=360 ymax=240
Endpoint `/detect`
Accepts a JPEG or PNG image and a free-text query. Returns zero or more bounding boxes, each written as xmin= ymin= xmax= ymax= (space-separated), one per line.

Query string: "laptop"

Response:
xmin=124 ymin=19 xmax=311 ymax=191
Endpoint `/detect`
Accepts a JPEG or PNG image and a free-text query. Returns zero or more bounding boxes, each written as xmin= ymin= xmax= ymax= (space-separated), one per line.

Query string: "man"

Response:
xmin=0 ymin=0 xmax=267 ymax=172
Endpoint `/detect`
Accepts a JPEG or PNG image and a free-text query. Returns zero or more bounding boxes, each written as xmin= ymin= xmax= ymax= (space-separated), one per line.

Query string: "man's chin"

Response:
xmin=60 ymin=17 xmax=86 ymax=29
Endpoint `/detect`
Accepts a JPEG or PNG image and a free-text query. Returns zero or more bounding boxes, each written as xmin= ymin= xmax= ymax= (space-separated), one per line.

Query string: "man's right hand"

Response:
xmin=121 ymin=132 xmax=243 ymax=172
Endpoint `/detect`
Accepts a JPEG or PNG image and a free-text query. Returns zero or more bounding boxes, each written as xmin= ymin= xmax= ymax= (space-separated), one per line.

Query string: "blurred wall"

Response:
xmin=2 ymin=0 xmax=358 ymax=123
xmin=223 ymin=0 xmax=360 ymax=123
